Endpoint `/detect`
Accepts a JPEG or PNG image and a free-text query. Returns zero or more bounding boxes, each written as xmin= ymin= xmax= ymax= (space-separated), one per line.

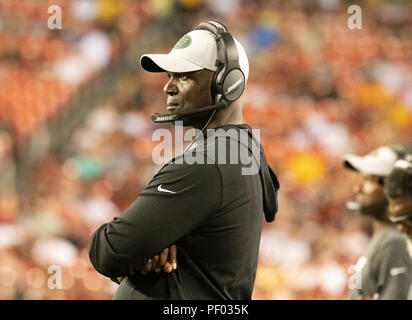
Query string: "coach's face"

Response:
xmin=353 ymin=174 xmax=385 ymax=208
xmin=163 ymin=69 xmax=214 ymax=126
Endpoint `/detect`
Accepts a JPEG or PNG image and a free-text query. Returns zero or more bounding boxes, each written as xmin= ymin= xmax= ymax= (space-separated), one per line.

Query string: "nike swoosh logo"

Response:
xmin=390 ymin=267 xmax=407 ymax=276
xmin=157 ymin=184 xmax=176 ymax=194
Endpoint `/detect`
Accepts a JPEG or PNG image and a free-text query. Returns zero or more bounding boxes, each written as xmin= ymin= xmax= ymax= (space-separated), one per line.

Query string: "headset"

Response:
xmin=152 ymin=21 xmax=246 ymax=124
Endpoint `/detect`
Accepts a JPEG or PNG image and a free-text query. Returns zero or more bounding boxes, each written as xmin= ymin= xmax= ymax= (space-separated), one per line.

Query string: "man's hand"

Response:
xmin=143 ymin=244 xmax=177 ymax=274
xmin=116 ymin=244 xmax=177 ymax=283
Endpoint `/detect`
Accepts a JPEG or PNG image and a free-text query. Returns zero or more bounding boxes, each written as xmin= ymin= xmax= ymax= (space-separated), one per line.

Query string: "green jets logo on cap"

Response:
xmin=174 ymin=35 xmax=192 ymax=49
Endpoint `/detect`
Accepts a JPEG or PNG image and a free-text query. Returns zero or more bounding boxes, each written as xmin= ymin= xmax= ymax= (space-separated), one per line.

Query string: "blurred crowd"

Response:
xmin=1 ymin=0 xmax=412 ymax=299
xmin=0 ymin=0 xmax=152 ymax=143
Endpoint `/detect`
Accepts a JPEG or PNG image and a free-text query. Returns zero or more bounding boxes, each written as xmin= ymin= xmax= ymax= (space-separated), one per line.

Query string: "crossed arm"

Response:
xmin=88 ymin=161 xmax=222 ymax=280
xmin=116 ymin=244 xmax=178 ymax=283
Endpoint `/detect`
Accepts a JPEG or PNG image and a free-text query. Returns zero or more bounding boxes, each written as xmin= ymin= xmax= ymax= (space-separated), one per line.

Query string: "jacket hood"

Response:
xmin=240 ymin=124 xmax=280 ymax=222
xmin=214 ymin=124 xmax=280 ymax=222
xmin=258 ymin=145 xmax=279 ymax=222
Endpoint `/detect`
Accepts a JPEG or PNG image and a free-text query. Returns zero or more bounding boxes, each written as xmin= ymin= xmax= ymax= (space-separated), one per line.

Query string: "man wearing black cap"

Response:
xmin=87 ymin=21 xmax=280 ymax=299
xmin=343 ymin=145 xmax=412 ymax=300
xmin=385 ymin=157 xmax=412 ymax=300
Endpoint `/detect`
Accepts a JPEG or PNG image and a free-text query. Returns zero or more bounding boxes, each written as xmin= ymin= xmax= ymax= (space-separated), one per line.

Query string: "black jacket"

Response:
xmin=88 ymin=124 xmax=279 ymax=299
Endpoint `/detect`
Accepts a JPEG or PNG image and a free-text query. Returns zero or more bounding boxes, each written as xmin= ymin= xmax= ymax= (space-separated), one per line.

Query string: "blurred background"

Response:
xmin=0 ymin=0 xmax=411 ymax=299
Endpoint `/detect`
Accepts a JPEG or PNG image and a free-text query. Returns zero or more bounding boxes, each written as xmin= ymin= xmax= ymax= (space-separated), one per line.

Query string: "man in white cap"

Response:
xmin=344 ymin=145 xmax=412 ymax=299
xmin=88 ymin=21 xmax=280 ymax=300
xmin=384 ymin=156 xmax=412 ymax=299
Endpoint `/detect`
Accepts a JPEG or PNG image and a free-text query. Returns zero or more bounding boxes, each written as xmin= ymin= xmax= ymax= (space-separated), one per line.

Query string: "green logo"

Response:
xmin=173 ymin=35 xmax=192 ymax=49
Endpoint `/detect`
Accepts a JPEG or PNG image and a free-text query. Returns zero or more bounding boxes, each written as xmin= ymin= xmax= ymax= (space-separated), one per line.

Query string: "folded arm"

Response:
xmin=88 ymin=162 xmax=222 ymax=279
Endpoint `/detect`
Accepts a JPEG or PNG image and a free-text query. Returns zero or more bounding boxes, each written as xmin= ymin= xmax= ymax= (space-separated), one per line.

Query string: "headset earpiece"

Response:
xmin=221 ymin=68 xmax=245 ymax=102
xmin=195 ymin=21 xmax=245 ymax=104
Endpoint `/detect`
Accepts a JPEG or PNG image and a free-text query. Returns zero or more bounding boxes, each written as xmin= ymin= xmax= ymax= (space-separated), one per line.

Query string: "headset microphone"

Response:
xmin=151 ymin=100 xmax=228 ymax=123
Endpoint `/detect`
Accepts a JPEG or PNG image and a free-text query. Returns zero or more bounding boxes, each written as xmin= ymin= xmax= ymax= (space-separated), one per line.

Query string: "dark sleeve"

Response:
xmin=375 ymin=240 xmax=412 ymax=300
xmin=88 ymin=162 xmax=222 ymax=278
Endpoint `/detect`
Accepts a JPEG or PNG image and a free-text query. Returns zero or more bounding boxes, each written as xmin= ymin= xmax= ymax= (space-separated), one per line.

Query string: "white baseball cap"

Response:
xmin=343 ymin=146 xmax=402 ymax=176
xmin=140 ymin=29 xmax=249 ymax=82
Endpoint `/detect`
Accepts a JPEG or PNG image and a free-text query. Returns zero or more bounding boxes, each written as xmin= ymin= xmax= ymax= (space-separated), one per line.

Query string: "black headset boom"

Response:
xmin=195 ymin=21 xmax=245 ymax=104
